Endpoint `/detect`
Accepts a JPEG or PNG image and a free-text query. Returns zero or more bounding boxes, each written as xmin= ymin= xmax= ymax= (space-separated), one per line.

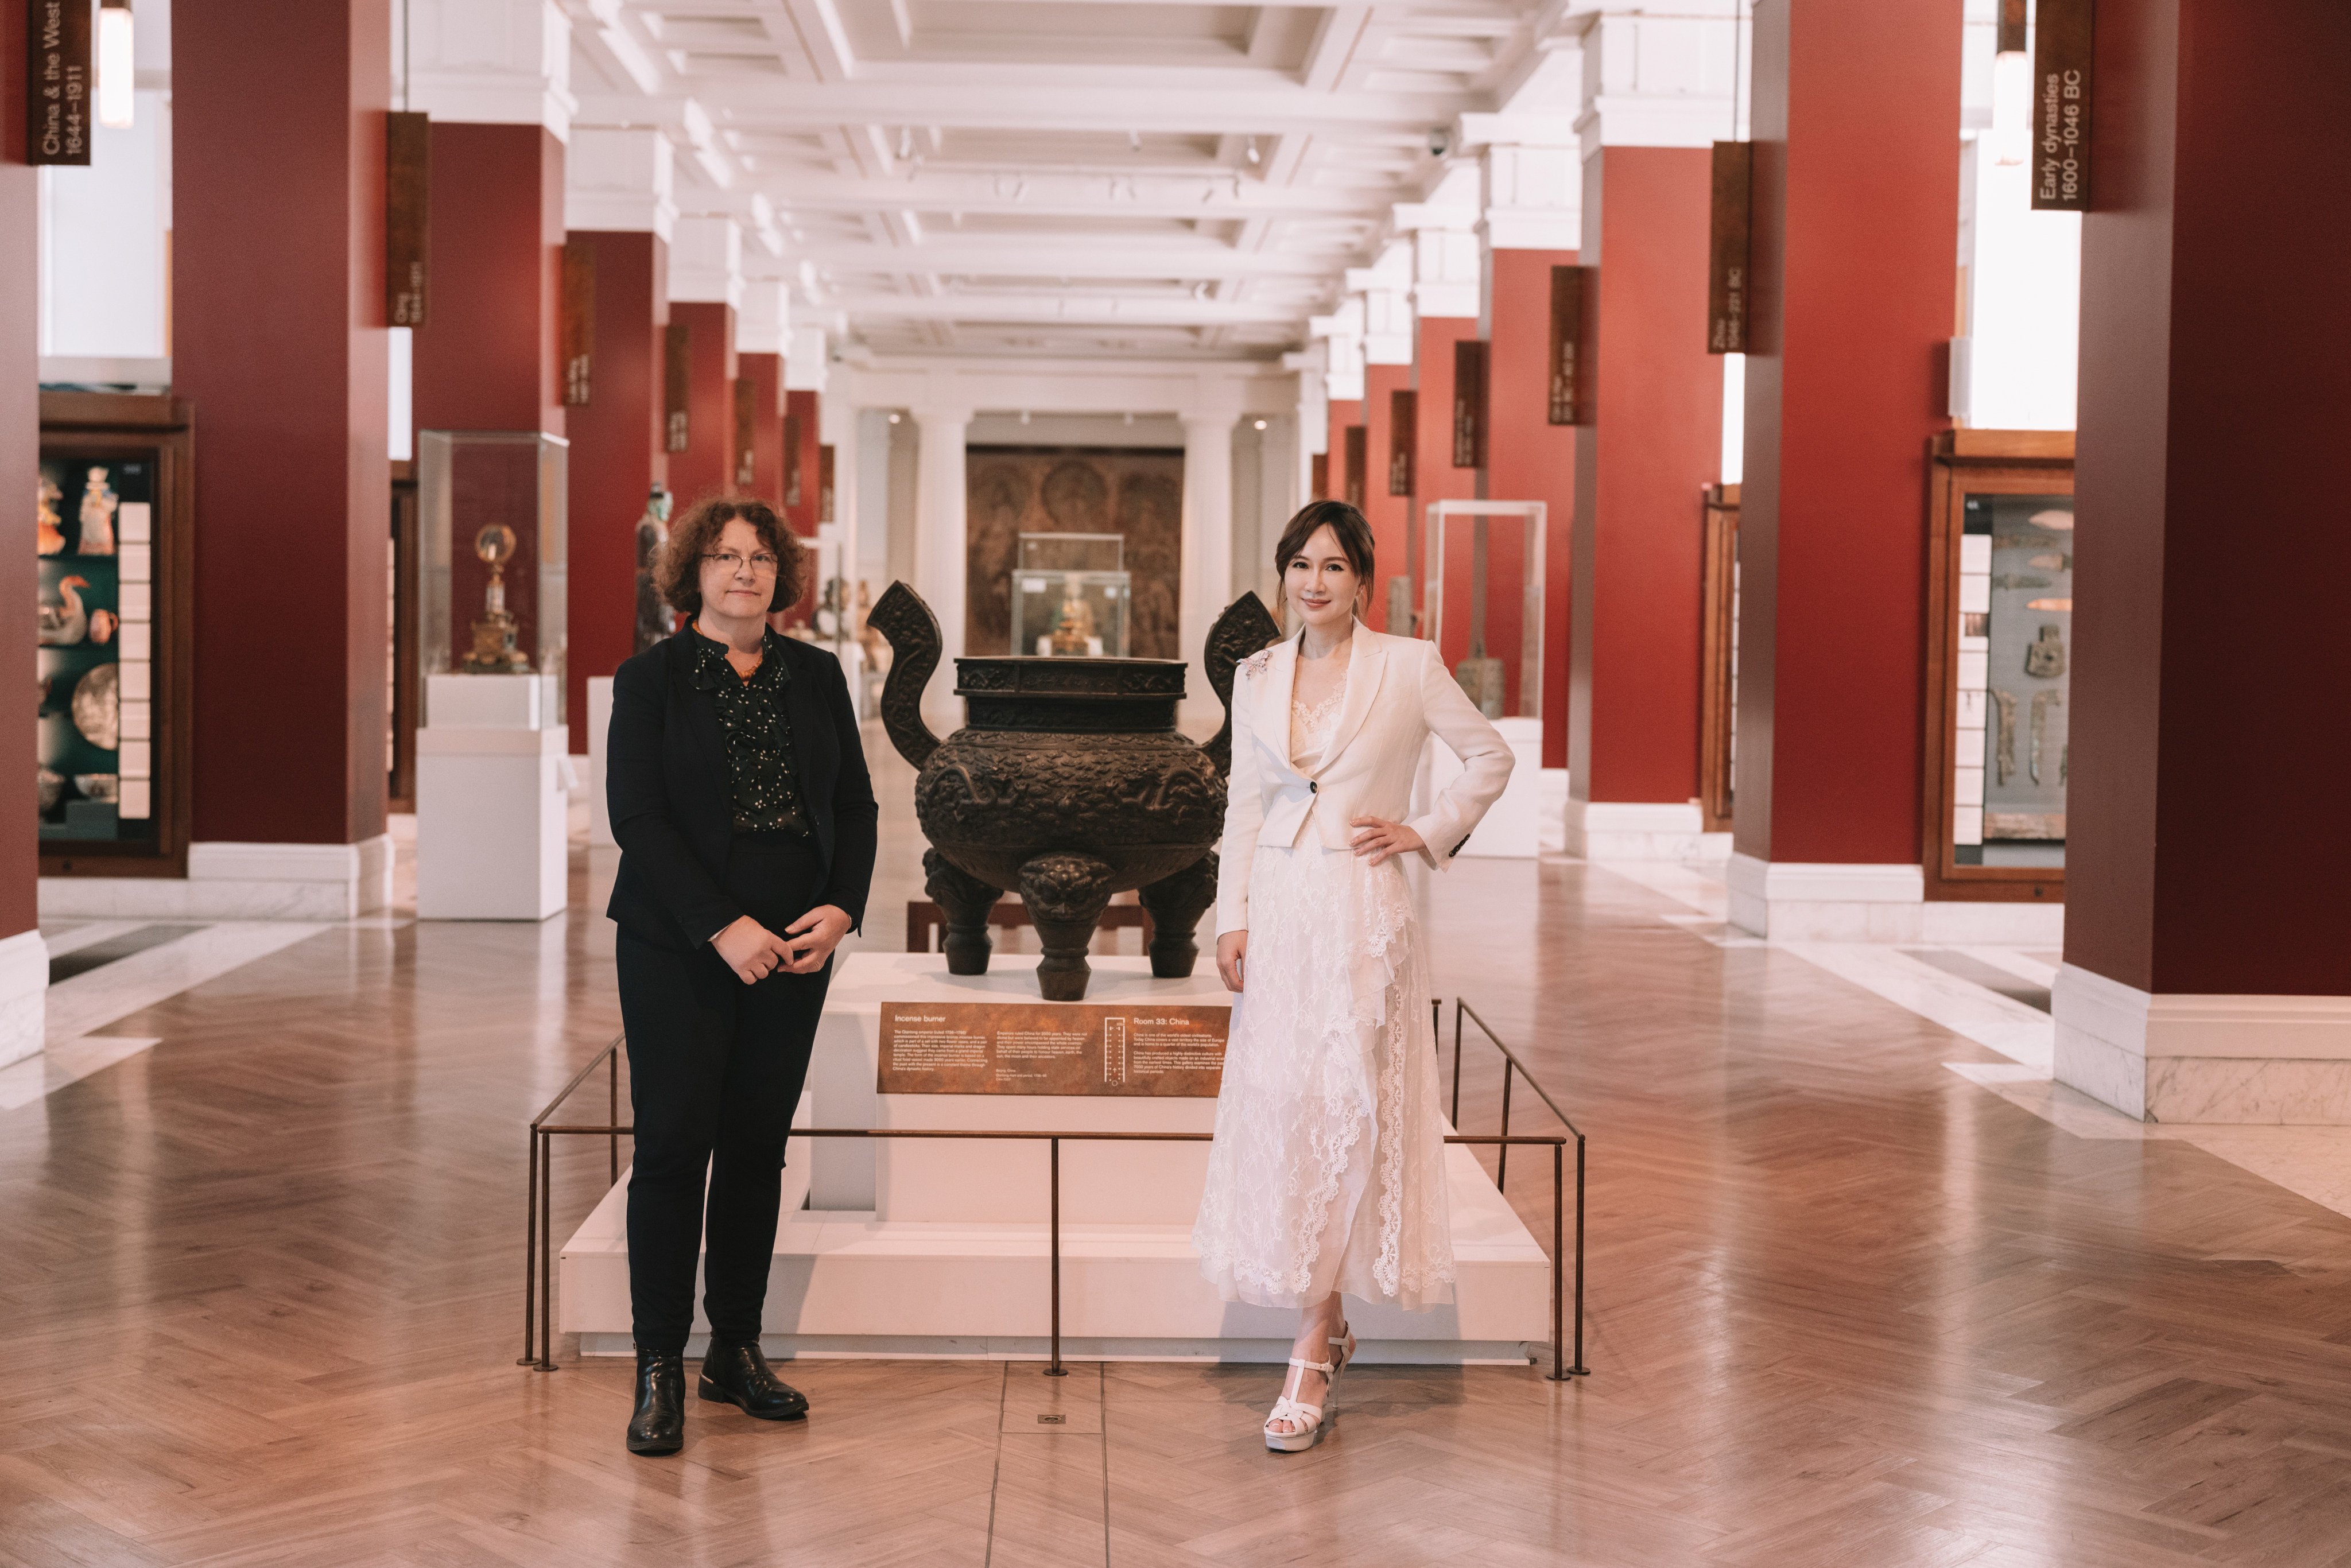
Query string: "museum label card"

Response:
xmin=26 ymin=0 xmax=90 ymax=166
xmin=2032 ymin=0 xmax=2093 ymax=211
xmin=1708 ymin=142 xmax=1752 ymax=355
xmin=879 ymin=1000 xmax=1229 ymax=1097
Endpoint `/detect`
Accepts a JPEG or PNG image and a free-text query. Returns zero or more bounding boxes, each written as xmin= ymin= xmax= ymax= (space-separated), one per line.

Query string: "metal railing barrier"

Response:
xmin=523 ymin=1004 xmax=1588 ymax=1382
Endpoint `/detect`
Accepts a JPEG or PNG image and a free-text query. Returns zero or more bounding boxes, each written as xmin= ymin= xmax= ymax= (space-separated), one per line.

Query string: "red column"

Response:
xmin=666 ymin=301 xmax=737 ymax=507
xmin=564 ymin=228 xmax=667 ymax=747
xmin=0 ymin=0 xmax=40 ymax=934
xmin=1487 ymin=248 xmax=1578 ymax=770
xmin=2055 ymin=0 xmax=2351 ymax=1119
xmin=176 ymin=0 xmax=391 ymax=847
xmin=412 ymin=125 xmax=564 ymax=437
xmin=1732 ymin=0 xmax=1959 ymax=930
xmin=784 ymin=389 xmax=821 ymax=538
xmin=736 ymin=351 xmax=785 ymax=507
xmin=1567 ymin=147 xmax=1720 ymax=852
xmin=1361 ymin=363 xmax=1410 ymax=634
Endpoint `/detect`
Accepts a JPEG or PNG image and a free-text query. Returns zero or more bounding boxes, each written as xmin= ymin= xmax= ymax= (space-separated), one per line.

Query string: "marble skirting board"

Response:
xmin=2055 ymin=962 xmax=2351 ymax=1123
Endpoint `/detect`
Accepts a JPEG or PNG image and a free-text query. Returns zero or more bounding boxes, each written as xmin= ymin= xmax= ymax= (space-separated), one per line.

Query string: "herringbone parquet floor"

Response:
xmin=5 ymin=731 xmax=2351 ymax=1565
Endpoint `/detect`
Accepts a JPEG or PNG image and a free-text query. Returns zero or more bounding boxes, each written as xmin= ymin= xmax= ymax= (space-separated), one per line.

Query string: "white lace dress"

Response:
xmin=1191 ymin=687 xmax=1456 ymax=1310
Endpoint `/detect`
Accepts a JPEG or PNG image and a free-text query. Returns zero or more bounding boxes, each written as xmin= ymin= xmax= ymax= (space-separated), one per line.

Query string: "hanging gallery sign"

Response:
xmin=878 ymin=999 xmax=1228 ymax=1097
xmin=1452 ymin=339 xmax=1489 ymax=471
xmin=1547 ymin=266 xmax=1589 ymax=425
xmin=25 ymin=0 xmax=90 ymax=166
xmin=1311 ymin=451 xmax=1330 ymax=502
xmin=2032 ymin=0 xmax=2093 ymax=211
xmin=732 ymin=379 xmax=758 ymax=487
xmin=818 ymin=445 xmax=836 ymax=523
xmin=1343 ymin=426 xmax=1367 ymax=507
xmin=1998 ymin=0 xmax=2027 ymax=53
xmin=1708 ymin=142 xmax=1752 ymax=354
xmin=663 ymin=323 xmax=690 ymax=452
xmin=1388 ymin=389 xmax=1417 ymax=495
xmin=385 ymin=112 xmax=429 ymax=326
xmin=560 ymin=239 xmax=595 ymax=406
xmin=783 ymin=412 xmax=803 ymax=507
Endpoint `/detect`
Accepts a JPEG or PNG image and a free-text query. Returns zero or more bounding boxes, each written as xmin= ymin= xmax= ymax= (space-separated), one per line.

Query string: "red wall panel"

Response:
xmin=666 ymin=302 xmax=737 ymax=509
xmin=412 ymin=123 xmax=564 ymax=437
xmin=1736 ymin=0 xmax=1959 ymax=864
xmin=1569 ymin=149 xmax=1718 ymax=806
xmin=564 ymin=228 xmax=666 ymax=751
xmin=176 ymin=0 xmax=391 ymax=846
xmin=2068 ymin=0 xmax=2351 ymax=995
xmin=0 ymin=0 xmax=39 ymax=929
xmin=1360 ymin=364 xmax=1410 ymax=634
xmin=1486 ymin=248 xmax=1579 ymax=770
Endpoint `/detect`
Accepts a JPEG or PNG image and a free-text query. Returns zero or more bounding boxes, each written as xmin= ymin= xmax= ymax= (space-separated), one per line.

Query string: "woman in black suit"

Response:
xmin=604 ymin=495 xmax=878 ymax=1457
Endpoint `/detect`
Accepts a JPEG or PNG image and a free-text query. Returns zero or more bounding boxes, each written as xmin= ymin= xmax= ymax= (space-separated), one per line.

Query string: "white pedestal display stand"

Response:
xmin=416 ymin=674 xmax=568 ymax=921
xmin=562 ymin=952 xmax=1552 ymax=1364
xmin=1416 ymin=717 xmax=1545 ymax=859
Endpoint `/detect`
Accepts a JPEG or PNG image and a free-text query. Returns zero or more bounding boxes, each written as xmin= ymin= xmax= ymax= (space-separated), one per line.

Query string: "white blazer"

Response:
xmin=1214 ymin=622 xmax=1515 ymax=937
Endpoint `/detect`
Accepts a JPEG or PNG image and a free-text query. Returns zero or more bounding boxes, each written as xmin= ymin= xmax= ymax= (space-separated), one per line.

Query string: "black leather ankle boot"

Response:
xmin=627 ymin=1350 xmax=686 ymax=1456
xmin=699 ymin=1339 xmax=809 ymax=1420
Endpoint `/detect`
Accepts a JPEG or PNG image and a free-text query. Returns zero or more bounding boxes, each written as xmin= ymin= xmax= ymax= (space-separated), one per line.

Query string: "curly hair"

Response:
xmin=654 ymin=495 xmax=809 ymax=619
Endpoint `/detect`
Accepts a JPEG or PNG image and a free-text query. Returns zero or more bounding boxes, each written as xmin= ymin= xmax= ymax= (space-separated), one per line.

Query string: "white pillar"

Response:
xmin=1180 ymin=411 xmax=1240 ymax=727
xmin=913 ymin=406 xmax=972 ymax=730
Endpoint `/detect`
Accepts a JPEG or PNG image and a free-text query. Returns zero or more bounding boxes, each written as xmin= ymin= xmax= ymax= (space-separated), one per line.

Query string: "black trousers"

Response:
xmin=616 ymin=834 xmax=833 ymax=1355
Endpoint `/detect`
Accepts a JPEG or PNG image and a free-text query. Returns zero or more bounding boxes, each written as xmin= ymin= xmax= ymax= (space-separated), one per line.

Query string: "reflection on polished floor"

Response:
xmin=5 ymin=727 xmax=2351 ymax=1566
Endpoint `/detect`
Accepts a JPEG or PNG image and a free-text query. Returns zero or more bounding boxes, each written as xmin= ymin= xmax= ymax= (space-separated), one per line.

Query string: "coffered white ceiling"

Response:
xmin=567 ymin=0 xmax=1568 ymax=360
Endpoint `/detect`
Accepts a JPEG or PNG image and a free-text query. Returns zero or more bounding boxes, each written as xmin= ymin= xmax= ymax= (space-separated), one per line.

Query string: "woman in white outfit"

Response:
xmin=1193 ymin=500 xmax=1515 ymax=1452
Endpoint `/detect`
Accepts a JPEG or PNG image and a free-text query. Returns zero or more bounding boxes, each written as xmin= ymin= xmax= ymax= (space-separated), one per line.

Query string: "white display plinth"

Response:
xmin=1416 ymin=716 xmax=1545 ymax=859
xmin=561 ymin=953 xmax=1554 ymax=1364
xmin=416 ymin=674 xmax=568 ymax=921
xmin=586 ymin=676 xmax=615 ymax=848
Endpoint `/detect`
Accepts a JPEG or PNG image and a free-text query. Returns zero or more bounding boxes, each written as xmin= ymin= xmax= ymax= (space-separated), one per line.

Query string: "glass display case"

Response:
xmin=37 ymin=393 xmax=192 ymax=876
xmin=1419 ymin=500 xmax=1546 ymax=721
xmin=1923 ymin=430 xmax=2074 ymax=901
xmin=1009 ymin=533 xmax=1130 ymax=657
xmin=417 ymin=430 xmax=568 ymax=723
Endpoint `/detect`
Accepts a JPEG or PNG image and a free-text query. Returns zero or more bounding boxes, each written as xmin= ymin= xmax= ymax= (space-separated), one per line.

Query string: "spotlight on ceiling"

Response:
xmin=1254 ymin=420 xmax=1267 ymax=431
xmin=98 ymin=0 xmax=134 ymax=130
xmin=1427 ymin=126 xmax=1452 ymax=158
xmin=1244 ymin=135 xmax=1260 ymax=166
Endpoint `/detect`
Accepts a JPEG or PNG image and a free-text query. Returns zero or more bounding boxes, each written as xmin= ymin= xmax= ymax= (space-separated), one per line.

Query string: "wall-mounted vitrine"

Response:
xmin=1923 ymin=430 xmax=2074 ymax=903
xmin=37 ymin=393 xmax=195 ymax=878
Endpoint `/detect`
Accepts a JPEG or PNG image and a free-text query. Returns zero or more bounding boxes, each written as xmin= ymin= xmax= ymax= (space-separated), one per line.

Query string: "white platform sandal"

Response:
xmin=1263 ymin=1354 xmax=1334 ymax=1453
xmin=1263 ymin=1325 xmax=1354 ymax=1454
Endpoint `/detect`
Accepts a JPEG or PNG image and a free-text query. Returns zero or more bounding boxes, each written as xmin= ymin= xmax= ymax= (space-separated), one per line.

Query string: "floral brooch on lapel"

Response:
xmin=1239 ymin=647 xmax=1276 ymax=680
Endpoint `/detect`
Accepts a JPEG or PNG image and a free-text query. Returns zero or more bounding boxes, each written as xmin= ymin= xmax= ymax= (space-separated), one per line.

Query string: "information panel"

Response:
xmin=879 ymin=1000 xmax=1229 ymax=1097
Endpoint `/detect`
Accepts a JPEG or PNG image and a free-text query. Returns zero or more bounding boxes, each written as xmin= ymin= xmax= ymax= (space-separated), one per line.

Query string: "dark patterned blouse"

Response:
xmin=688 ymin=624 xmax=813 ymax=838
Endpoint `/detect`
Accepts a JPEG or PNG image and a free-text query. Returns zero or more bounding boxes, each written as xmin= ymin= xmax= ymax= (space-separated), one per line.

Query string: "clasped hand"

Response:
xmin=711 ymin=906 xmax=852 ymax=985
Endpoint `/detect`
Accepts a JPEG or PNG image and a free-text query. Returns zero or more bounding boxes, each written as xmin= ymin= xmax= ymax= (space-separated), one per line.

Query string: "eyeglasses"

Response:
xmin=703 ymin=551 xmax=781 ymax=576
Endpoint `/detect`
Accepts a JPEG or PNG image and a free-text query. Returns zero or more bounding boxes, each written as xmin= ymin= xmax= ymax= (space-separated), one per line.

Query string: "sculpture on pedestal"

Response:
xmin=870 ymin=580 xmax=1281 ymax=1001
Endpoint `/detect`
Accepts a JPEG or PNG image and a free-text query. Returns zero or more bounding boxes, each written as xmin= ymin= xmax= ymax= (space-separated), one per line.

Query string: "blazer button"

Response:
xmin=1309 ymin=781 xmax=1317 ymax=793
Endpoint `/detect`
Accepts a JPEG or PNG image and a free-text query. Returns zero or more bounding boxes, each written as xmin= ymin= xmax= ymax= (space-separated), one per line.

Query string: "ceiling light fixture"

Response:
xmin=1128 ymin=130 xmax=1142 ymax=153
xmin=97 ymin=0 xmax=134 ymax=130
xmin=897 ymin=127 xmax=913 ymax=160
xmin=1254 ymin=419 xmax=1267 ymax=430
xmin=1244 ymin=135 xmax=1260 ymax=166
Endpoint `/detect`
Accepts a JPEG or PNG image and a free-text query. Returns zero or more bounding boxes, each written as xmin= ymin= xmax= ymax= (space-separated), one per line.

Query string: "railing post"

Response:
xmin=1047 ymin=1136 xmax=1066 ymax=1376
xmin=519 ymin=1123 xmax=540 ymax=1366
xmin=1450 ymin=1000 xmax=1465 ymax=1127
xmin=536 ymin=1131 xmax=557 ymax=1371
xmin=1549 ymin=1140 xmax=1565 ymax=1380
xmin=1570 ymin=1133 xmax=1589 ymax=1376
xmin=1497 ymin=1065 xmax=1514 ymax=1193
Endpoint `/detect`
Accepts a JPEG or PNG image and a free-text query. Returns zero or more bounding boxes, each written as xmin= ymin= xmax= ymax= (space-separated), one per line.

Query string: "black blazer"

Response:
xmin=605 ymin=632 xmax=879 ymax=952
